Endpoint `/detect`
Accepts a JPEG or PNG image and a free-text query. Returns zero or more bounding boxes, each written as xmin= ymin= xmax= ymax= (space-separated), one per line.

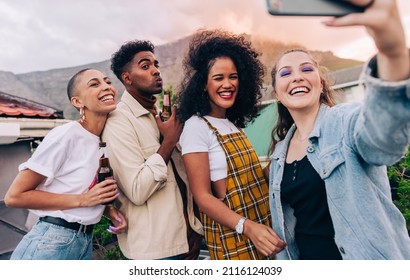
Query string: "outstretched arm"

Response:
xmin=326 ymin=0 xmax=410 ymax=165
xmin=326 ymin=0 xmax=409 ymax=81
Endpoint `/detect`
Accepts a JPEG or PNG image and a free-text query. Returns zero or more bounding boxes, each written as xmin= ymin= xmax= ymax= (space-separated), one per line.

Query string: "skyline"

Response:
xmin=0 ymin=0 xmax=409 ymax=74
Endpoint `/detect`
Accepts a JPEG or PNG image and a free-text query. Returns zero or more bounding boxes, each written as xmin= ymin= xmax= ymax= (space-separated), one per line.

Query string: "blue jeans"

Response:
xmin=11 ymin=220 xmax=93 ymax=260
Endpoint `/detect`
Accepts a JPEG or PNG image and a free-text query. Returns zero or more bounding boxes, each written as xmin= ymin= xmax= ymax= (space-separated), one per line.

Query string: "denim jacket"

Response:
xmin=269 ymin=59 xmax=410 ymax=260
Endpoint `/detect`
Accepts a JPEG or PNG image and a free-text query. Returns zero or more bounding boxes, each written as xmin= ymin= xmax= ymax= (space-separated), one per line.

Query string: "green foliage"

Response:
xmin=388 ymin=146 xmax=410 ymax=233
xmin=92 ymin=216 xmax=126 ymax=260
xmin=103 ymin=244 xmax=126 ymax=260
xmin=93 ymin=216 xmax=113 ymax=245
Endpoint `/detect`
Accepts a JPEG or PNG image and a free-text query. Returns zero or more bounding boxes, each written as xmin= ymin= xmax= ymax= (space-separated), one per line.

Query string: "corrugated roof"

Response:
xmin=0 ymin=91 xmax=63 ymax=119
xmin=331 ymin=64 xmax=364 ymax=88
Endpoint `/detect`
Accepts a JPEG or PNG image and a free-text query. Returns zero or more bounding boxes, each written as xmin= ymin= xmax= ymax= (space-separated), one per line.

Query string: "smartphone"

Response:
xmin=266 ymin=0 xmax=365 ymax=17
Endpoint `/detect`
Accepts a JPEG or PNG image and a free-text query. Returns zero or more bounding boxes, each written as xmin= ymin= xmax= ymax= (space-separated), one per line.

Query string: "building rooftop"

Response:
xmin=0 ymin=91 xmax=63 ymax=119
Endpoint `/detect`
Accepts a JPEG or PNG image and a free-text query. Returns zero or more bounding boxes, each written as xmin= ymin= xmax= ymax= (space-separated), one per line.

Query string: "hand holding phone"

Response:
xmin=266 ymin=0 xmax=366 ymax=16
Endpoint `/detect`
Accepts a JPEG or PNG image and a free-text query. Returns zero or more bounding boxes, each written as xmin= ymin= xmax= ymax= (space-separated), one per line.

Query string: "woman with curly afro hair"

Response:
xmin=178 ymin=29 xmax=286 ymax=260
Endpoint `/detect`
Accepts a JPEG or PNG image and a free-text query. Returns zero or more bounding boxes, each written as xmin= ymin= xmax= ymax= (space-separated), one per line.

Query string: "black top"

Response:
xmin=281 ymin=156 xmax=342 ymax=260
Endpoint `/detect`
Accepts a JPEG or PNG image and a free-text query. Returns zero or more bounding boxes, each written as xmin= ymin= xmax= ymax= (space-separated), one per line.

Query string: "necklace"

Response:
xmin=294 ymin=129 xmax=309 ymax=141
xmin=294 ymin=136 xmax=308 ymax=141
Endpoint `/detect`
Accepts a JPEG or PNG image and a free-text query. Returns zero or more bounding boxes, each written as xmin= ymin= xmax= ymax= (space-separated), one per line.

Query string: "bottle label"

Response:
xmin=98 ymin=171 xmax=113 ymax=183
xmin=163 ymin=94 xmax=170 ymax=106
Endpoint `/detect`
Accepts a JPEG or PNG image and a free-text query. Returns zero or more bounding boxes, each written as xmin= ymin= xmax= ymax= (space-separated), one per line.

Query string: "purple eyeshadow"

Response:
xmin=302 ymin=66 xmax=314 ymax=72
xmin=279 ymin=69 xmax=291 ymax=77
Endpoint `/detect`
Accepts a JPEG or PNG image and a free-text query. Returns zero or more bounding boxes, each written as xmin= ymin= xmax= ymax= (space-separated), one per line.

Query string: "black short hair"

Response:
xmin=177 ymin=29 xmax=265 ymax=128
xmin=111 ymin=40 xmax=155 ymax=82
xmin=67 ymin=68 xmax=92 ymax=101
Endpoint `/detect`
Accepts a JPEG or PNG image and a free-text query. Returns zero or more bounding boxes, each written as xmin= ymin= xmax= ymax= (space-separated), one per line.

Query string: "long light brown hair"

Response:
xmin=269 ymin=48 xmax=338 ymax=154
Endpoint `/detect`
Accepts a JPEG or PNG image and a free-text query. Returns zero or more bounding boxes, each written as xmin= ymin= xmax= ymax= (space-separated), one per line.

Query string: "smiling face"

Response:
xmin=205 ymin=56 xmax=239 ymax=118
xmin=70 ymin=69 xmax=117 ymax=115
xmin=273 ymin=51 xmax=323 ymax=113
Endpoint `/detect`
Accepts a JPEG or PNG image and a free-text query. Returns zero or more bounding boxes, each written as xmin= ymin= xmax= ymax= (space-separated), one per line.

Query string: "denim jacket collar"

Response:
xmin=272 ymin=104 xmax=330 ymax=161
xmin=310 ymin=104 xmax=330 ymax=139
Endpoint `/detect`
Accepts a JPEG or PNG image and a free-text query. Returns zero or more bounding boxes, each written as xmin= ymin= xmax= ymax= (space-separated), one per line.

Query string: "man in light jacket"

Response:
xmin=102 ymin=40 xmax=203 ymax=260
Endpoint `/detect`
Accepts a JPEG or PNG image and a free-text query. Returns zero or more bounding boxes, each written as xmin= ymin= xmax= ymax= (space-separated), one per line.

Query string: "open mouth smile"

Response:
xmin=289 ymin=86 xmax=309 ymax=96
xmin=99 ymin=94 xmax=115 ymax=103
xmin=218 ymin=91 xmax=234 ymax=99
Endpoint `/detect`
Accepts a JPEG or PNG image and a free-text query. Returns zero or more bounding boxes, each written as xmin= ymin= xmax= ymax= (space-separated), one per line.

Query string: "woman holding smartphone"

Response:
xmin=266 ymin=0 xmax=410 ymax=260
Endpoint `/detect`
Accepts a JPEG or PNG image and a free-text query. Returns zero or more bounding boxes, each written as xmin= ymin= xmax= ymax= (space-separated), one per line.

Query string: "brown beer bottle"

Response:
xmin=161 ymin=90 xmax=172 ymax=121
xmin=98 ymin=142 xmax=114 ymax=205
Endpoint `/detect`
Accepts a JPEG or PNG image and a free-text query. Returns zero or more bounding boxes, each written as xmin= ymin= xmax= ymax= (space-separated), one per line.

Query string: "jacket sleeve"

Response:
xmin=351 ymin=56 xmax=410 ymax=166
xmin=102 ymin=110 xmax=168 ymax=206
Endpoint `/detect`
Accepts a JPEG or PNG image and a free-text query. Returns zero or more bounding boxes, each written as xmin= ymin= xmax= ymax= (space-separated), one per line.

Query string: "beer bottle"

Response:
xmin=98 ymin=142 xmax=114 ymax=205
xmin=161 ymin=90 xmax=172 ymax=121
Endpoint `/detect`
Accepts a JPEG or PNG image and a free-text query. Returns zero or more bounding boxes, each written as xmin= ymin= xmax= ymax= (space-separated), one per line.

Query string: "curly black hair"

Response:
xmin=111 ymin=40 xmax=155 ymax=82
xmin=177 ymin=29 xmax=265 ymax=128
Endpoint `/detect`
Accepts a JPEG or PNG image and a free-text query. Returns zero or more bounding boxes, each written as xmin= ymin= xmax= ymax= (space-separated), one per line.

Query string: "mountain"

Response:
xmin=1 ymin=34 xmax=363 ymax=120
xmin=0 ymin=70 xmax=58 ymax=108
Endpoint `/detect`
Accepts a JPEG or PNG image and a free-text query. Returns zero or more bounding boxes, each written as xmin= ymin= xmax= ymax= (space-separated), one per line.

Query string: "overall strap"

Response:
xmin=198 ymin=115 xmax=270 ymax=260
xmin=198 ymin=115 xmax=223 ymax=139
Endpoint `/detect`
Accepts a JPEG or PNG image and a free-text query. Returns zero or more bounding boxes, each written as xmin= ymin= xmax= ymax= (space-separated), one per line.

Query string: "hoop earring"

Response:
xmin=79 ymin=107 xmax=86 ymax=123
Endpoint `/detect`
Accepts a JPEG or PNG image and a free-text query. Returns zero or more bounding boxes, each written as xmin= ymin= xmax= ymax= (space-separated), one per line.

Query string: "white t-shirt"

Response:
xmin=180 ymin=115 xmax=240 ymax=182
xmin=19 ymin=121 xmax=105 ymax=225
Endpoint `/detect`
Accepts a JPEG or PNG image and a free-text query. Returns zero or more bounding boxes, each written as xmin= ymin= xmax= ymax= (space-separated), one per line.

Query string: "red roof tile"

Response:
xmin=0 ymin=92 xmax=63 ymax=119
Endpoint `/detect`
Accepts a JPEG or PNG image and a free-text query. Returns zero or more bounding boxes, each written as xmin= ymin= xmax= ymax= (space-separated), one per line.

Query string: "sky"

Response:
xmin=0 ymin=0 xmax=409 ymax=74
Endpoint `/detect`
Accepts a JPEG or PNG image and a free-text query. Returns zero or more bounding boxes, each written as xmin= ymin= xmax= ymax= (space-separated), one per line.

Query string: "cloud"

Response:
xmin=0 ymin=0 xmax=408 ymax=73
xmin=331 ymin=0 xmax=410 ymax=61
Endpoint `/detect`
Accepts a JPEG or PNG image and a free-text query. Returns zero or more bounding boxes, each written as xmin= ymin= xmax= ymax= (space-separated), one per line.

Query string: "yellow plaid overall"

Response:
xmin=200 ymin=117 xmax=271 ymax=260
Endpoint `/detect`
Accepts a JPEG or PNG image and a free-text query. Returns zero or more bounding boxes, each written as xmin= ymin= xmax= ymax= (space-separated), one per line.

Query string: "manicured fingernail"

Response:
xmin=109 ymin=226 xmax=120 ymax=231
xmin=106 ymin=228 xmax=113 ymax=233
xmin=116 ymin=217 xmax=122 ymax=222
